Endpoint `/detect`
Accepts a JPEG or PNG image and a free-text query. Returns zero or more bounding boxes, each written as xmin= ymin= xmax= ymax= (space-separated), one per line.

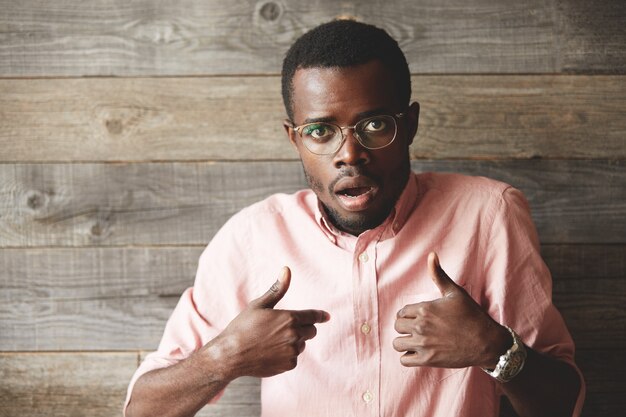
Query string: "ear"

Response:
xmin=406 ymin=101 xmax=420 ymax=146
xmin=283 ymin=119 xmax=299 ymax=152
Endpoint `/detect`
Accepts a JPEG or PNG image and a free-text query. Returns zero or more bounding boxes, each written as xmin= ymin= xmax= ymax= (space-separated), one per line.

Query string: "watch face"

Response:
xmin=494 ymin=329 xmax=527 ymax=382
xmin=482 ymin=328 xmax=527 ymax=382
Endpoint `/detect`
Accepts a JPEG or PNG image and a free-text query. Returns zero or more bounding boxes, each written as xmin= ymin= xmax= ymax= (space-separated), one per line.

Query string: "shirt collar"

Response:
xmin=313 ymin=172 xmax=420 ymax=243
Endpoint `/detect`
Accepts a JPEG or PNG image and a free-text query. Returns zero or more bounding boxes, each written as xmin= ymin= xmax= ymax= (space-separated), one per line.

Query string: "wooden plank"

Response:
xmin=0 ymin=160 xmax=623 ymax=247
xmin=0 ymin=247 xmax=203 ymax=350
xmin=543 ymin=245 xmax=626 ymax=351
xmin=1 ymin=75 xmax=624 ymax=162
xmin=2 ymin=1 xmax=624 ymax=77
xmin=557 ymin=0 xmax=626 ymax=73
xmin=0 ymin=352 xmax=261 ymax=417
xmin=0 ymin=352 xmax=138 ymax=417
xmin=0 ymin=0 xmax=562 ymax=76
xmin=1 ymin=244 xmax=623 ymax=351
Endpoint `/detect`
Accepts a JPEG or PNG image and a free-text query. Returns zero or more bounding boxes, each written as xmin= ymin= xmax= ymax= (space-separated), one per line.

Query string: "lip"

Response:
xmin=333 ymin=176 xmax=379 ymax=212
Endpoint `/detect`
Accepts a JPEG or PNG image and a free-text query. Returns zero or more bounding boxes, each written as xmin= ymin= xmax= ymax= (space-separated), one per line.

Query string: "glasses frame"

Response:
xmin=289 ymin=112 xmax=405 ymax=155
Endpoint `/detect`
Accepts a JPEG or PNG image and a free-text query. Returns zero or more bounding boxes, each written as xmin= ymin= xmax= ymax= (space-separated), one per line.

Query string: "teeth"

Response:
xmin=341 ymin=187 xmax=371 ymax=197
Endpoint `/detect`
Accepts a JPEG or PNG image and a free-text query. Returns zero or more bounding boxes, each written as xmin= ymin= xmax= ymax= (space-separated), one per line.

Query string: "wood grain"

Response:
xmin=0 ymin=160 xmax=623 ymax=247
xmin=1 ymin=0 xmax=624 ymax=76
xmin=1 ymin=244 xmax=623 ymax=351
xmin=0 ymin=352 xmax=261 ymax=417
xmin=0 ymin=352 xmax=137 ymax=417
xmin=0 ymin=0 xmax=561 ymax=76
xmin=1 ymin=75 xmax=624 ymax=162
xmin=556 ymin=0 xmax=626 ymax=73
xmin=0 ymin=247 xmax=203 ymax=350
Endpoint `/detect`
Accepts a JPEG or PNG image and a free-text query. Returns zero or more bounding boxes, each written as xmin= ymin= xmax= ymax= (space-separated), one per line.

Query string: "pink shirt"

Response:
xmin=125 ymin=172 xmax=585 ymax=416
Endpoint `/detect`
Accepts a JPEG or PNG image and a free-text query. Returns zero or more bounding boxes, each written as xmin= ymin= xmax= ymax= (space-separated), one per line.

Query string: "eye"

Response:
xmin=302 ymin=123 xmax=335 ymax=141
xmin=363 ymin=118 xmax=387 ymax=133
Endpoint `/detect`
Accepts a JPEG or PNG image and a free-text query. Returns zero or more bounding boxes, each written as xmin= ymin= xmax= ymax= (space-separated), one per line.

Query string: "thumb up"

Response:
xmin=248 ymin=266 xmax=291 ymax=309
xmin=428 ymin=252 xmax=461 ymax=298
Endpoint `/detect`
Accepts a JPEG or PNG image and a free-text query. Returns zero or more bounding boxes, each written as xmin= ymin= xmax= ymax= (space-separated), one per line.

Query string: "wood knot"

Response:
xmin=91 ymin=223 xmax=103 ymax=236
xmin=259 ymin=1 xmax=281 ymax=21
xmin=27 ymin=193 xmax=43 ymax=209
xmin=26 ymin=190 xmax=52 ymax=211
xmin=105 ymin=119 xmax=123 ymax=135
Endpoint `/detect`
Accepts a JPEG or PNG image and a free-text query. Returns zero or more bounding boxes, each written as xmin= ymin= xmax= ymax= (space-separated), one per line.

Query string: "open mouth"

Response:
xmin=338 ymin=186 xmax=373 ymax=198
xmin=334 ymin=177 xmax=379 ymax=211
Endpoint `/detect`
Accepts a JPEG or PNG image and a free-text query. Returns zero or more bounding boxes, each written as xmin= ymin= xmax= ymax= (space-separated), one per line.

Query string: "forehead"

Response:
xmin=291 ymin=60 xmax=400 ymax=123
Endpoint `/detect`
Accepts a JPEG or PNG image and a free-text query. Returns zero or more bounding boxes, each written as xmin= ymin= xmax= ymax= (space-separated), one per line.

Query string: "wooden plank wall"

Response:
xmin=0 ymin=1 xmax=624 ymax=416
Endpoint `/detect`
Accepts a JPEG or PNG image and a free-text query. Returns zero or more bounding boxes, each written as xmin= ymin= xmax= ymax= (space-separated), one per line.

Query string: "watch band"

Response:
xmin=482 ymin=326 xmax=527 ymax=383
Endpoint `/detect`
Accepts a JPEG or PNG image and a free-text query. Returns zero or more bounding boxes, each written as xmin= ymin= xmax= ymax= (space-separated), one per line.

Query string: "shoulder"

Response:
xmin=410 ymin=171 xmax=533 ymax=239
xmin=416 ymin=171 xmax=528 ymax=212
xmin=417 ymin=171 xmax=511 ymax=197
xmin=236 ymin=188 xmax=317 ymax=222
xmin=213 ymin=188 xmax=318 ymax=240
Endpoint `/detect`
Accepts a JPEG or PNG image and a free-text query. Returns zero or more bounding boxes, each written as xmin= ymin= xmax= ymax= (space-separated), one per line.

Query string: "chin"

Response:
xmin=324 ymin=204 xmax=392 ymax=236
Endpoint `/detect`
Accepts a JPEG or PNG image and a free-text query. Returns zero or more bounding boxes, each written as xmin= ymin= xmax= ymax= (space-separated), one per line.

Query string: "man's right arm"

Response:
xmin=126 ymin=267 xmax=330 ymax=417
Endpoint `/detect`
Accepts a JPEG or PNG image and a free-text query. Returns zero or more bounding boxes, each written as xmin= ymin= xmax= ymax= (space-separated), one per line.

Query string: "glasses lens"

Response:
xmin=355 ymin=116 xmax=397 ymax=149
xmin=299 ymin=123 xmax=341 ymax=154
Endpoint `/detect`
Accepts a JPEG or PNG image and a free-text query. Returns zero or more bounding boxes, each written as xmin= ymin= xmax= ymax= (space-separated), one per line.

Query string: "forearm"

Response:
xmin=499 ymin=347 xmax=581 ymax=417
xmin=126 ymin=340 xmax=237 ymax=417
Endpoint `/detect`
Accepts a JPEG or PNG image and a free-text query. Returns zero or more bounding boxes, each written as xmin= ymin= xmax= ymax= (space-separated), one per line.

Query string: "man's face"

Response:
xmin=284 ymin=60 xmax=419 ymax=236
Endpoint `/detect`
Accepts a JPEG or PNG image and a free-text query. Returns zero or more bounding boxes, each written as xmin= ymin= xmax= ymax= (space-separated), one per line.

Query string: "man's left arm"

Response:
xmin=393 ymin=252 xmax=581 ymax=417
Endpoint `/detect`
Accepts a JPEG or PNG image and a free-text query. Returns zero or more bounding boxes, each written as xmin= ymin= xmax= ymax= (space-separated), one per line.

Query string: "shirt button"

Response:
xmin=358 ymin=252 xmax=369 ymax=263
xmin=361 ymin=323 xmax=371 ymax=334
xmin=362 ymin=390 xmax=373 ymax=403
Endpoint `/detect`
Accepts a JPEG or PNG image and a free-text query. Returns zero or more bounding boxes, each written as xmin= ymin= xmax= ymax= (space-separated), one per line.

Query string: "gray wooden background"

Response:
xmin=1 ymin=1 xmax=624 ymax=416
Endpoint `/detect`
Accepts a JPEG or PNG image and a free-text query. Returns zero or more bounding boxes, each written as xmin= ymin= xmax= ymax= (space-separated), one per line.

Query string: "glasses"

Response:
xmin=290 ymin=113 xmax=405 ymax=155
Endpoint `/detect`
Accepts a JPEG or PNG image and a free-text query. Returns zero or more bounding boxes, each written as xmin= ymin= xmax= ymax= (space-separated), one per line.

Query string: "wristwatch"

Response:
xmin=482 ymin=326 xmax=527 ymax=383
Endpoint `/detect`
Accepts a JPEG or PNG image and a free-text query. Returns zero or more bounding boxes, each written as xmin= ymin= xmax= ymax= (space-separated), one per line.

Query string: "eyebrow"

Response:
xmin=303 ymin=107 xmax=390 ymax=124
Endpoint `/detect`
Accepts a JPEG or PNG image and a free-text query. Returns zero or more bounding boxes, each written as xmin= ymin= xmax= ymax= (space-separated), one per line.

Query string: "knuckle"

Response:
xmin=286 ymin=329 xmax=299 ymax=343
xmin=392 ymin=338 xmax=401 ymax=351
xmin=400 ymin=355 xmax=412 ymax=367
xmin=421 ymin=349 xmax=436 ymax=364
xmin=411 ymin=321 xmax=424 ymax=335
xmin=417 ymin=306 xmax=428 ymax=317
xmin=285 ymin=314 xmax=296 ymax=327
xmin=394 ymin=320 xmax=401 ymax=332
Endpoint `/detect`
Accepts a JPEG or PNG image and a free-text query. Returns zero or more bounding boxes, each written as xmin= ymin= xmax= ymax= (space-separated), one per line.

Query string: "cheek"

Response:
xmin=301 ymin=158 xmax=331 ymax=194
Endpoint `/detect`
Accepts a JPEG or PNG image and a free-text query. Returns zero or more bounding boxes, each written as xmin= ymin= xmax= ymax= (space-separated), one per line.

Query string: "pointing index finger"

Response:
xmin=291 ymin=309 xmax=331 ymax=325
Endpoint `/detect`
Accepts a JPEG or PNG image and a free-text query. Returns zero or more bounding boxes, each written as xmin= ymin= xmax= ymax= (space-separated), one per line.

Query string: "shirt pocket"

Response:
xmin=398 ymin=284 xmax=473 ymax=383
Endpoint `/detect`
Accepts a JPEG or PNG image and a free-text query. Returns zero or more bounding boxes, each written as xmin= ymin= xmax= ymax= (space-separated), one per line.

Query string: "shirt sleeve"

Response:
xmin=483 ymin=186 xmax=586 ymax=416
xmin=123 ymin=211 xmax=255 ymax=415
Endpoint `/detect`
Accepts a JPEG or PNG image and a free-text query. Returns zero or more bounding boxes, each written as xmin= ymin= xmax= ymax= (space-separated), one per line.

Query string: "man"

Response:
xmin=125 ymin=20 xmax=584 ymax=417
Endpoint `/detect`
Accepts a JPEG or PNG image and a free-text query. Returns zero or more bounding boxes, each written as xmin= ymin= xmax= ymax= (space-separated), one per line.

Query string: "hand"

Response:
xmin=210 ymin=266 xmax=330 ymax=379
xmin=392 ymin=252 xmax=510 ymax=369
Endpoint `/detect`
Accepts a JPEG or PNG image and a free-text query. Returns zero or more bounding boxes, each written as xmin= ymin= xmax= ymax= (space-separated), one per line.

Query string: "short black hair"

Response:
xmin=281 ymin=19 xmax=411 ymax=121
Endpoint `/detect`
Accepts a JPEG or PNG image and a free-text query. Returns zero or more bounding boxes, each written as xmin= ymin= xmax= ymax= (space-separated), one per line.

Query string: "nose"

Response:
xmin=333 ymin=129 xmax=371 ymax=168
